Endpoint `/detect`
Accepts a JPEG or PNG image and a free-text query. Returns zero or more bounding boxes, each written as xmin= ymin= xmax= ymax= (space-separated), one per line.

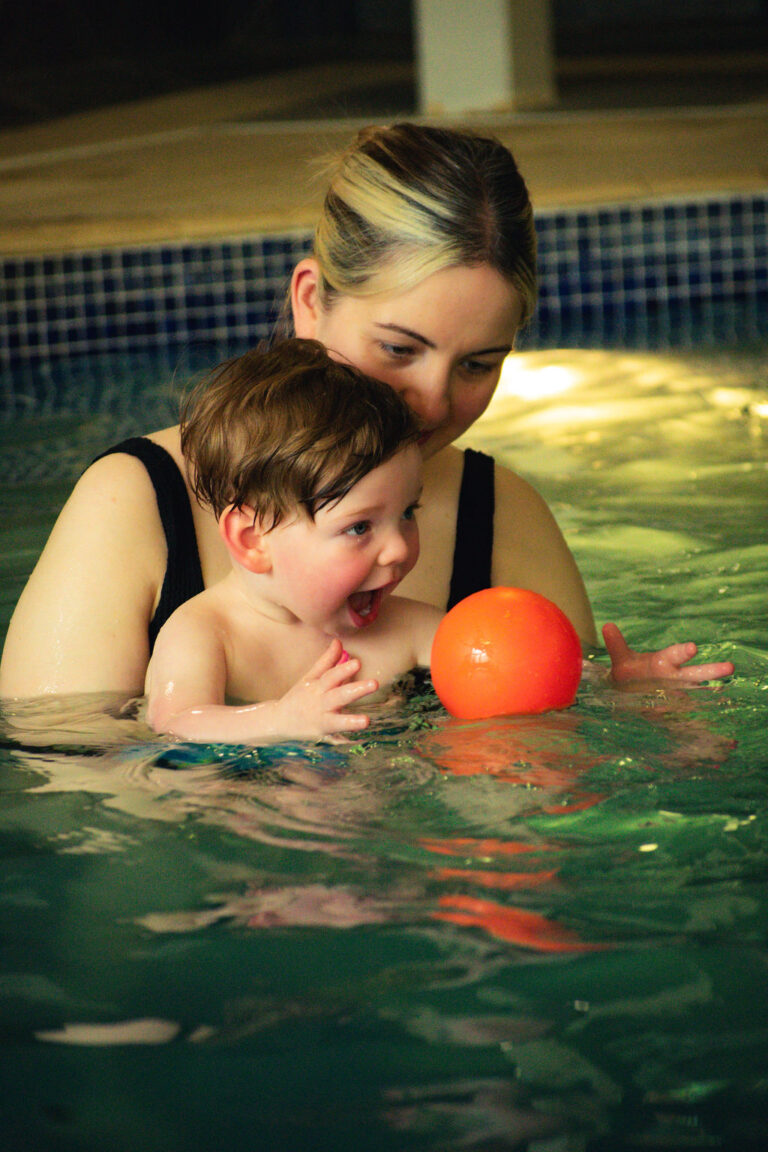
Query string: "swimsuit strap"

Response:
xmin=93 ymin=437 xmax=205 ymax=652
xmin=447 ymin=447 xmax=495 ymax=610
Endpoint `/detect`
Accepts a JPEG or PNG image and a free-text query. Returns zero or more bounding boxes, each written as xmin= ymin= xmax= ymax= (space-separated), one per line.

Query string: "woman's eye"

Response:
xmin=344 ymin=521 xmax=370 ymax=537
xmin=381 ymin=342 xmax=416 ymax=360
xmin=462 ymin=359 xmax=498 ymax=377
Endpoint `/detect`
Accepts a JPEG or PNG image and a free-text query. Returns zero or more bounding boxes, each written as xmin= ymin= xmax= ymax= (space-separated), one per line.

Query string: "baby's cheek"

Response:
xmin=312 ymin=562 xmax=368 ymax=609
xmin=280 ymin=556 xmax=336 ymax=608
xmin=405 ymin=529 xmax=420 ymax=574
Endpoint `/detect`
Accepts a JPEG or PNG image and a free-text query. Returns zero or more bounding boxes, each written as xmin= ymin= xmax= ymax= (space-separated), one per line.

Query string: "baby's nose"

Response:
xmin=378 ymin=528 xmax=411 ymax=567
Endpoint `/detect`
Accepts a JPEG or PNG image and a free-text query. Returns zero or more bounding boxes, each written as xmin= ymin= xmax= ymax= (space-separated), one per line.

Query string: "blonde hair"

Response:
xmin=180 ymin=338 xmax=420 ymax=525
xmin=311 ymin=122 xmax=537 ymax=324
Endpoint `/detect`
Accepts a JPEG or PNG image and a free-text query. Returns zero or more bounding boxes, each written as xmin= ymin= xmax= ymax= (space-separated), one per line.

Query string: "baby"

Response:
xmin=145 ymin=338 xmax=443 ymax=743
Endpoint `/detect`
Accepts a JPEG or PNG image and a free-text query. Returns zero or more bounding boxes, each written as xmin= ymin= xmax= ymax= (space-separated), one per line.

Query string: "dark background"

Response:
xmin=2 ymin=0 xmax=768 ymax=127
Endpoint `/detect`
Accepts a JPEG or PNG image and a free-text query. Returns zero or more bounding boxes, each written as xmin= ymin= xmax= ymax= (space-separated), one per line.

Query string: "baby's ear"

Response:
xmin=219 ymin=505 xmax=272 ymax=573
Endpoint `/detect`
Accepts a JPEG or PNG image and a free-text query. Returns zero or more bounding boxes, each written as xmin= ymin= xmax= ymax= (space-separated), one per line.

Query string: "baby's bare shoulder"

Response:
xmin=380 ymin=595 xmax=443 ymax=668
xmin=387 ymin=595 xmax=444 ymax=624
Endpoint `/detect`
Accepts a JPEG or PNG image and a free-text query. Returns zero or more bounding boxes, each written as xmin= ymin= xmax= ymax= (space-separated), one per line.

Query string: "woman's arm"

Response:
xmin=603 ymin=622 xmax=735 ymax=684
xmin=491 ymin=470 xmax=733 ymax=680
xmin=0 ymin=453 xmax=168 ymax=698
xmin=491 ymin=462 xmax=598 ymax=645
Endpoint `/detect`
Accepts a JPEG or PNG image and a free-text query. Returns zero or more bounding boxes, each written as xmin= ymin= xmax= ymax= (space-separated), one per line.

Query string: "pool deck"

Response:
xmin=1 ymin=58 xmax=767 ymax=257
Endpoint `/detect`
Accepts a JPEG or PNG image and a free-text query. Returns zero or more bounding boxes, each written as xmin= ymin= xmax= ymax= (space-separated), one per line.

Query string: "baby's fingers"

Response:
xmin=325 ymin=676 xmax=379 ymax=711
xmin=304 ymin=638 xmax=346 ymax=682
xmin=325 ymin=710 xmax=371 ymax=735
xmin=674 ymin=659 xmax=735 ymax=684
xmin=319 ymin=656 xmax=365 ymax=690
xmin=320 ymin=677 xmax=379 ymax=733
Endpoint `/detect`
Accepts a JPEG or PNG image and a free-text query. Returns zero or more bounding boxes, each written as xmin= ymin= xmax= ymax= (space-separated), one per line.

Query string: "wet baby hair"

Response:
xmin=180 ymin=337 xmax=421 ymax=526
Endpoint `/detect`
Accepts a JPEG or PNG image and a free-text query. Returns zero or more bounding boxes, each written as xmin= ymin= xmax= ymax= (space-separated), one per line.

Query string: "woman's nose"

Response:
xmin=402 ymin=373 xmax=451 ymax=428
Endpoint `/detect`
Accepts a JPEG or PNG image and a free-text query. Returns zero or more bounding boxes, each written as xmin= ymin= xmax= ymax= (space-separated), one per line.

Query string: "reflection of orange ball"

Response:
xmin=431 ymin=587 xmax=582 ymax=719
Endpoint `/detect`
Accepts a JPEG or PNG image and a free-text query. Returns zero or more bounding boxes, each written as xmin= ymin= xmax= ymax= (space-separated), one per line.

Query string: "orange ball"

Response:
xmin=431 ymin=587 xmax=582 ymax=719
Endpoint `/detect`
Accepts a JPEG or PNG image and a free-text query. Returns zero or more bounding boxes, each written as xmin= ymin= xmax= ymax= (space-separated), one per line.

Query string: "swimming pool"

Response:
xmin=1 ymin=326 xmax=767 ymax=1149
xmin=2 ymin=188 xmax=768 ymax=1149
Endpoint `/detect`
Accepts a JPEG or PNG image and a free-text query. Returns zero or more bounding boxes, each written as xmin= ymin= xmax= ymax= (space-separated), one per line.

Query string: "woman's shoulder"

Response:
xmin=81 ymin=426 xmax=184 ymax=492
xmin=427 ymin=443 xmax=549 ymax=518
xmin=68 ymin=427 xmax=196 ymax=541
xmin=491 ymin=451 xmax=552 ymax=510
xmin=427 ymin=443 xmax=531 ymax=490
xmin=423 ymin=443 xmax=465 ymax=486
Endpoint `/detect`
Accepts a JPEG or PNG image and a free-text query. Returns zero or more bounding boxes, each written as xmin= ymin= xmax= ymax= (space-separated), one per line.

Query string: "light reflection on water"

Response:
xmin=1 ymin=344 xmax=768 ymax=1151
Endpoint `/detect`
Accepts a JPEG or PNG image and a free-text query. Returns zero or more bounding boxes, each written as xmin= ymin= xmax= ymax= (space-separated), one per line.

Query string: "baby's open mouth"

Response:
xmin=347 ymin=587 xmax=384 ymax=628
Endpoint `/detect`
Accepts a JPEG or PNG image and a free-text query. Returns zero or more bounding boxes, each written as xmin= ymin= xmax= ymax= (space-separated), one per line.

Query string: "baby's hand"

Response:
xmin=603 ymin=622 xmax=735 ymax=685
xmin=279 ymin=638 xmax=377 ymax=739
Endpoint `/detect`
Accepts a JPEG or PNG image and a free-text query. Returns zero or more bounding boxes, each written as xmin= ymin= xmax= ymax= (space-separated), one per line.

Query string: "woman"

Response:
xmin=0 ymin=124 xmax=731 ymax=697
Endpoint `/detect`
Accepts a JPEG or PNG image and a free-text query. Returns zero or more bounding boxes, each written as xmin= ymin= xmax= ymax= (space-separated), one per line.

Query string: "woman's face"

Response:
xmin=295 ymin=263 xmax=524 ymax=459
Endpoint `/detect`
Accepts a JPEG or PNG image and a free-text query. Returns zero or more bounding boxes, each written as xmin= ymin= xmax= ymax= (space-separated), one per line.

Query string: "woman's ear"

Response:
xmin=290 ymin=257 xmax=322 ymax=338
xmin=219 ymin=506 xmax=272 ymax=574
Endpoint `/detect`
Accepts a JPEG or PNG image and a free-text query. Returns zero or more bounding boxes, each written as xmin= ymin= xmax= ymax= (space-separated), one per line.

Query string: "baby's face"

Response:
xmin=264 ymin=444 xmax=423 ymax=635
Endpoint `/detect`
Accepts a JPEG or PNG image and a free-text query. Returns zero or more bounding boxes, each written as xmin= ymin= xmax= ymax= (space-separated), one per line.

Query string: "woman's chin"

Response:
xmin=419 ymin=427 xmax=464 ymax=460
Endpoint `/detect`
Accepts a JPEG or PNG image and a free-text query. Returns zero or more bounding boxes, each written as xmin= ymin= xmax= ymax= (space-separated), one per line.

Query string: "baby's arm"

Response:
xmin=603 ymin=622 xmax=734 ymax=685
xmin=146 ymin=614 xmax=377 ymax=743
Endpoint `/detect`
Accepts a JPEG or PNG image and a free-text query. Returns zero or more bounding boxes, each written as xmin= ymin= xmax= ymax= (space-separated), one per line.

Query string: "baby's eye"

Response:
xmin=402 ymin=502 xmax=421 ymax=522
xmin=344 ymin=520 xmax=371 ymax=537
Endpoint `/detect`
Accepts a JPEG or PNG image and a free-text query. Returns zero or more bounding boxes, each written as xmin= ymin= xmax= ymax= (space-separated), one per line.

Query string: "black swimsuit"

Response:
xmin=93 ymin=438 xmax=204 ymax=653
xmin=447 ymin=447 xmax=494 ymax=610
xmin=95 ymin=439 xmax=495 ymax=651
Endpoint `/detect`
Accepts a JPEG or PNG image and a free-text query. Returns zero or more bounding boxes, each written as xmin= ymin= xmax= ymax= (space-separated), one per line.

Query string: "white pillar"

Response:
xmin=414 ymin=0 xmax=556 ymax=115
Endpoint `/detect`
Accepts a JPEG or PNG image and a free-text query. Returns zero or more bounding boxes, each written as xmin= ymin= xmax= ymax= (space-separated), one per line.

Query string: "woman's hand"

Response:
xmin=603 ymin=622 xmax=735 ymax=685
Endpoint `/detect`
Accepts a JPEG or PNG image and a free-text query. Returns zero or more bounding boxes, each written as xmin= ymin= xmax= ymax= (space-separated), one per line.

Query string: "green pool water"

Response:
xmin=1 ymin=342 xmax=767 ymax=1151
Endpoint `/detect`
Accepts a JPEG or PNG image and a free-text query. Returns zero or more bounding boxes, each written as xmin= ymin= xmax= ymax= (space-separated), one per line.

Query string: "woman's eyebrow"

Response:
xmin=375 ymin=322 xmax=435 ymax=348
xmin=374 ymin=323 xmax=512 ymax=357
xmin=467 ymin=344 xmax=513 ymax=356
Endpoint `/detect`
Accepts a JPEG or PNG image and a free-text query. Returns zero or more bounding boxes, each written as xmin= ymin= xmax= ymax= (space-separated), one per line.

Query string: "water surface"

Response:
xmin=1 ymin=342 xmax=767 ymax=1150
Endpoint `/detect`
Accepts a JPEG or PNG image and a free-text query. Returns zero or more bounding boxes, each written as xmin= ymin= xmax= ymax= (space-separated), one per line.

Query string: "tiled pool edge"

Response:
xmin=1 ymin=191 xmax=766 ymax=371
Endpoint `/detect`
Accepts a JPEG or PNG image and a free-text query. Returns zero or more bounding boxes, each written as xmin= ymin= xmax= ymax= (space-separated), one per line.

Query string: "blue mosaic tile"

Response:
xmin=0 ymin=194 xmax=766 ymax=371
xmin=524 ymin=192 xmax=768 ymax=348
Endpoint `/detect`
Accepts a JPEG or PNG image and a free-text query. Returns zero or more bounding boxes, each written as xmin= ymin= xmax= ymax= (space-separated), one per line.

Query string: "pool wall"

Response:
xmin=1 ymin=191 xmax=766 ymax=378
